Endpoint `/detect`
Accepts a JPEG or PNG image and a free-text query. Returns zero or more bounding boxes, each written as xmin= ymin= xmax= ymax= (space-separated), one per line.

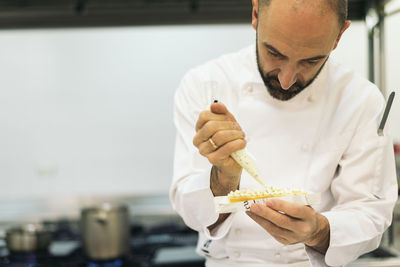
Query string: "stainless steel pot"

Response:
xmin=80 ymin=203 xmax=130 ymax=260
xmin=5 ymin=223 xmax=52 ymax=252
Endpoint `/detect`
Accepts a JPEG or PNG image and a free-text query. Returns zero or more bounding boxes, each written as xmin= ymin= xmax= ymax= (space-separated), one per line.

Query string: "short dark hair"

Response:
xmin=259 ymin=0 xmax=348 ymax=28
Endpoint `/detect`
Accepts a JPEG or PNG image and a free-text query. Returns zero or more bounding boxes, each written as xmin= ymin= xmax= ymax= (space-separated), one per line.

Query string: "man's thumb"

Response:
xmin=210 ymin=102 xmax=228 ymax=114
xmin=210 ymin=101 xmax=236 ymax=121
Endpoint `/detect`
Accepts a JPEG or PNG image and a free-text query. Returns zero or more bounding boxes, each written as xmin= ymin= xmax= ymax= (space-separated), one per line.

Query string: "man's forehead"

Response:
xmin=257 ymin=0 xmax=340 ymax=48
xmin=262 ymin=0 xmax=333 ymax=20
xmin=260 ymin=0 xmax=331 ymax=11
xmin=259 ymin=0 xmax=340 ymax=28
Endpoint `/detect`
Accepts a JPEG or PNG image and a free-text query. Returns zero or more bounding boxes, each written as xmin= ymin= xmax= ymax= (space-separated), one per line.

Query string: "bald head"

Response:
xmin=252 ymin=0 xmax=351 ymax=100
xmin=259 ymin=0 xmax=348 ymax=29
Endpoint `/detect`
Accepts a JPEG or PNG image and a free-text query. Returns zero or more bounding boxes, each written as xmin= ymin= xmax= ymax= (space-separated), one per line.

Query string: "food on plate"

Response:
xmin=227 ymin=187 xmax=307 ymax=203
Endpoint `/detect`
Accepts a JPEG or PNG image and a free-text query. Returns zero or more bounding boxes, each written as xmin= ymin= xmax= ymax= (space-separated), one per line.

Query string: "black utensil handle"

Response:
xmin=378 ymin=91 xmax=395 ymax=136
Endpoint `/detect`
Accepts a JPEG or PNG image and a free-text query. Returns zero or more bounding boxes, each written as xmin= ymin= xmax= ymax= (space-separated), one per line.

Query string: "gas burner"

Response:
xmin=8 ymin=251 xmax=37 ymax=264
xmin=6 ymin=250 xmax=51 ymax=266
xmin=87 ymin=258 xmax=123 ymax=267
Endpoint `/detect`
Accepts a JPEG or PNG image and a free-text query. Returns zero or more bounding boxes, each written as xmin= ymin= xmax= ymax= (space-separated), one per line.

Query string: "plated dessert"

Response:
xmin=227 ymin=187 xmax=308 ymax=203
xmin=214 ymin=187 xmax=320 ymax=213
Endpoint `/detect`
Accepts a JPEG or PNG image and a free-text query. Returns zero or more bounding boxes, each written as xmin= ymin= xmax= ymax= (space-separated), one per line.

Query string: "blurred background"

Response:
xmin=0 ymin=1 xmax=399 ymax=266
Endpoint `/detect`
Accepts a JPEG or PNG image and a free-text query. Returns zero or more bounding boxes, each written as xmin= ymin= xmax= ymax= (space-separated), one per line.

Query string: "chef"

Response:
xmin=170 ymin=0 xmax=398 ymax=266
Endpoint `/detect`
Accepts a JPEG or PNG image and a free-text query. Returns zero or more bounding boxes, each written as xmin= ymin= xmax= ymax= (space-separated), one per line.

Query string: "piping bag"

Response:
xmin=230 ymin=149 xmax=266 ymax=188
xmin=212 ymin=100 xmax=266 ymax=188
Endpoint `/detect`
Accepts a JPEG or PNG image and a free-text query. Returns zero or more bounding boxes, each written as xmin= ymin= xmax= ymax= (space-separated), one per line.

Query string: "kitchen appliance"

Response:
xmin=0 ymin=217 xmax=204 ymax=267
xmin=80 ymin=203 xmax=130 ymax=261
xmin=5 ymin=223 xmax=52 ymax=252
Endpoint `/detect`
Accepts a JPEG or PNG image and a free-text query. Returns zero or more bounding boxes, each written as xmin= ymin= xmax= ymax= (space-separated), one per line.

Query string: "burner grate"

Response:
xmin=87 ymin=258 xmax=123 ymax=267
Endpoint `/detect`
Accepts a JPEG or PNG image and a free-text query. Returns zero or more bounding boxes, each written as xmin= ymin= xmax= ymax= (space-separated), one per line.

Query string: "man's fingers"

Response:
xmin=196 ymin=102 xmax=238 ymax=133
xmin=212 ymin=130 xmax=246 ymax=147
xmin=249 ymin=203 xmax=300 ymax=232
xmin=246 ymin=211 xmax=293 ymax=244
xmin=198 ymin=138 xmax=218 ymax=156
xmin=267 ymin=199 xmax=314 ymax=219
xmin=210 ymin=102 xmax=237 ymax=122
xmin=195 ymin=111 xmax=227 ymax=132
xmin=193 ymin=121 xmax=242 ymax=147
xmin=197 ymin=129 xmax=245 ymax=156
xmin=205 ymin=139 xmax=247 ymax=164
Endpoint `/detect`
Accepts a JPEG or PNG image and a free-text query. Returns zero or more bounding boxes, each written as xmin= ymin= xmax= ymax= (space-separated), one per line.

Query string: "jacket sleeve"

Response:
xmin=169 ymin=72 xmax=234 ymax=240
xmin=306 ymin=92 xmax=398 ymax=266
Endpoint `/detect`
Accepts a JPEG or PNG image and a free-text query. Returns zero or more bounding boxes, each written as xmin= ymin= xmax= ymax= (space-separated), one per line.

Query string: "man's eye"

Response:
xmin=267 ymin=50 xmax=281 ymax=58
xmin=306 ymin=59 xmax=320 ymax=65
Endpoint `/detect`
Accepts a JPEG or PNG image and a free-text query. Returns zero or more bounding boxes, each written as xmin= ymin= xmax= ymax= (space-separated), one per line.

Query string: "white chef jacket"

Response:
xmin=169 ymin=45 xmax=398 ymax=267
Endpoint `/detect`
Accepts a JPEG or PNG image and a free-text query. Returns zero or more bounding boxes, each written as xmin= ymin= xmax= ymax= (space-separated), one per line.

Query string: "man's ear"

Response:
xmin=333 ymin=20 xmax=351 ymax=50
xmin=252 ymin=0 xmax=259 ymax=30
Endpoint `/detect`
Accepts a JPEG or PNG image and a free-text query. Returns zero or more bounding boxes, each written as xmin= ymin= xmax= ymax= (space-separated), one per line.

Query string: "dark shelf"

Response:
xmin=0 ymin=0 xmax=384 ymax=29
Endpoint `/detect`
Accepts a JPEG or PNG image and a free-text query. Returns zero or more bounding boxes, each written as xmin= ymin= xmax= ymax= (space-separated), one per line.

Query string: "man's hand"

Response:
xmin=193 ymin=102 xmax=246 ymax=196
xmin=247 ymin=199 xmax=330 ymax=254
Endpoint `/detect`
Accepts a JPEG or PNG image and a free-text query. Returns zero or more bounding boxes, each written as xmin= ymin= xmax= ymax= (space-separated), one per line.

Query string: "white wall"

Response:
xmin=0 ymin=25 xmax=255 ymax=198
xmin=0 ymin=18 xmax=397 ymax=199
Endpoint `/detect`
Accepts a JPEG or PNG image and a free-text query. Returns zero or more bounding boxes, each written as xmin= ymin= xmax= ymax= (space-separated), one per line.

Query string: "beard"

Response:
xmin=255 ymin=42 xmax=327 ymax=101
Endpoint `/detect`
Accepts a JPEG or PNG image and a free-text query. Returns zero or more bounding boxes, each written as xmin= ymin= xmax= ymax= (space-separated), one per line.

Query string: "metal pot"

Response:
xmin=5 ymin=223 xmax=52 ymax=252
xmin=80 ymin=203 xmax=130 ymax=260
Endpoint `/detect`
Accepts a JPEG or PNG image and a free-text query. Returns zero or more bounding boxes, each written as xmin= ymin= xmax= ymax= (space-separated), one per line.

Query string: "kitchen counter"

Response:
xmin=0 ymin=196 xmax=204 ymax=267
xmin=349 ymin=258 xmax=400 ymax=267
xmin=349 ymin=246 xmax=400 ymax=266
xmin=0 ymin=194 xmax=182 ymax=244
xmin=2 ymin=194 xmax=400 ymax=266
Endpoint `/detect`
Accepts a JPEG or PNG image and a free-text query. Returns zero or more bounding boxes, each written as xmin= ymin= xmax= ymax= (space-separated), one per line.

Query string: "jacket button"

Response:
xmin=234 ymin=228 xmax=241 ymax=236
xmin=233 ymin=251 xmax=241 ymax=258
xmin=301 ymin=144 xmax=309 ymax=152
xmin=275 ymin=252 xmax=281 ymax=259
xmin=246 ymin=85 xmax=253 ymax=93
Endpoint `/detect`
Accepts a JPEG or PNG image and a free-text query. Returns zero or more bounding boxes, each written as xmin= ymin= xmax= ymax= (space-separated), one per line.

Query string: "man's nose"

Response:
xmin=278 ymin=64 xmax=298 ymax=90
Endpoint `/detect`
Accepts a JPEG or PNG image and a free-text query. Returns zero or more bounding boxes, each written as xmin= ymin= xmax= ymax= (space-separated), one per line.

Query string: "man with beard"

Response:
xmin=170 ymin=0 xmax=397 ymax=266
